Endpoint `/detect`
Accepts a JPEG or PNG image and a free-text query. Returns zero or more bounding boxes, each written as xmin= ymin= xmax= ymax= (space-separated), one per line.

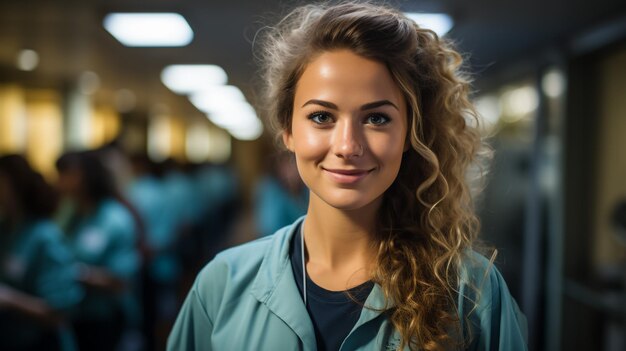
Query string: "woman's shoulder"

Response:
xmin=458 ymin=249 xmax=514 ymax=307
xmin=458 ymin=249 xmax=529 ymax=350
xmin=459 ymin=249 xmax=499 ymax=283
xmin=201 ymin=235 xmax=274 ymax=279
xmin=194 ymin=228 xmax=288 ymax=293
xmin=197 ymin=219 xmax=299 ymax=279
xmin=191 ymin=220 xmax=299 ymax=311
xmin=188 ymin=238 xmax=272 ymax=317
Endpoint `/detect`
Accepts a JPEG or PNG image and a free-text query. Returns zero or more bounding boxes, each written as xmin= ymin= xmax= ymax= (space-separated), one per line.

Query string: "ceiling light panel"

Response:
xmin=190 ymin=86 xmax=246 ymax=113
xmin=161 ymin=65 xmax=228 ymax=94
xmin=207 ymin=102 xmax=258 ymax=129
xmin=103 ymin=13 xmax=194 ymax=47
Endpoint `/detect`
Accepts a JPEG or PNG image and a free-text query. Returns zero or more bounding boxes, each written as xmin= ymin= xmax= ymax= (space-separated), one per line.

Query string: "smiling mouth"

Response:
xmin=322 ymin=167 xmax=374 ymax=184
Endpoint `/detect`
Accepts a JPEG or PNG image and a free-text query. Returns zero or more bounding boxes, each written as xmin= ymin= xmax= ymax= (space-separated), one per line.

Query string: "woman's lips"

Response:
xmin=322 ymin=167 xmax=373 ymax=184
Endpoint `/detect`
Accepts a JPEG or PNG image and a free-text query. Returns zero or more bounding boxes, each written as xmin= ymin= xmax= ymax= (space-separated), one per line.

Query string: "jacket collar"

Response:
xmin=250 ymin=216 xmax=316 ymax=349
xmin=250 ymin=216 xmax=388 ymax=349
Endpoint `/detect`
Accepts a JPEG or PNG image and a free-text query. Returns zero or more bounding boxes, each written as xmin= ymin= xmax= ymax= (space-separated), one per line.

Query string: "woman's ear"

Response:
xmin=282 ymin=130 xmax=294 ymax=152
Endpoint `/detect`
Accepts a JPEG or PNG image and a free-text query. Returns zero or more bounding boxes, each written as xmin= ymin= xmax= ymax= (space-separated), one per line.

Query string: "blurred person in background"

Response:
xmin=193 ymin=161 xmax=240 ymax=260
xmin=98 ymin=139 xmax=135 ymax=194
xmin=255 ymin=152 xmax=308 ymax=237
xmin=159 ymin=158 xmax=196 ymax=236
xmin=173 ymin=161 xmax=241 ymax=302
xmin=153 ymin=159 xmax=194 ymax=274
xmin=56 ymin=150 xmax=143 ymax=351
xmin=127 ymin=153 xmax=180 ymax=350
xmin=0 ymin=154 xmax=82 ymax=351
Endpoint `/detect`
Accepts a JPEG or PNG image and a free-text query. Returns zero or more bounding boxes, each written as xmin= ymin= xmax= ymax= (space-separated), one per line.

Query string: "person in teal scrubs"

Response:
xmin=0 ymin=155 xmax=82 ymax=351
xmin=127 ymin=154 xmax=181 ymax=350
xmin=169 ymin=2 xmax=528 ymax=350
xmin=56 ymin=151 xmax=142 ymax=351
xmin=255 ymin=152 xmax=308 ymax=237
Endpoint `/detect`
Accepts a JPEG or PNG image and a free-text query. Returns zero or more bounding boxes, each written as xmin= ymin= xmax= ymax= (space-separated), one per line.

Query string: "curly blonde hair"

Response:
xmin=259 ymin=2 xmax=488 ymax=350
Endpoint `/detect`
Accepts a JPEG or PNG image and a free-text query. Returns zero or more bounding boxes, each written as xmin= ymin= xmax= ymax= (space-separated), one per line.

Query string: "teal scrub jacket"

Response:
xmin=128 ymin=176 xmax=180 ymax=283
xmin=0 ymin=219 xmax=82 ymax=350
xmin=168 ymin=217 xmax=528 ymax=350
xmin=68 ymin=199 xmax=139 ymax=322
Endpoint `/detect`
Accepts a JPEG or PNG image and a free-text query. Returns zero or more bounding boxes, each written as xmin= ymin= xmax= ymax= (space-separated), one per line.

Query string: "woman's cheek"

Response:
xmin=373 ymin=134 xmax=404 ymax=161
xmin=296 ymin=129 xmax=329 ymax=159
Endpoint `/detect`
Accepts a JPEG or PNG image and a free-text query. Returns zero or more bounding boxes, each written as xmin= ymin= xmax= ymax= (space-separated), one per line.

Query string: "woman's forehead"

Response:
xmin=294 ymin=50 xmax=404 ymax=109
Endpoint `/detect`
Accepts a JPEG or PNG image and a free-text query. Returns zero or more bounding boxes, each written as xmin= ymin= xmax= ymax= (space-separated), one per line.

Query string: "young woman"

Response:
xmin=0 ymin=155 xmax=82 ymax=351
xmin=168 ymin=2 xmax=528 ymax=350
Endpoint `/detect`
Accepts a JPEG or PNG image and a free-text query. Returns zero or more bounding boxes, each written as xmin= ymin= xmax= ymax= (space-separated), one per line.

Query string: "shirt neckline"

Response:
xmin=291 ymin=223 xmax=374 ymax=304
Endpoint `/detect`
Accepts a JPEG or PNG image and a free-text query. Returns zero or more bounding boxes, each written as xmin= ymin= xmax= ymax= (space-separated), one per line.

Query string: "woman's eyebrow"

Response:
xmin=301 ymin=99 xmax=399 ymax=111
xmin=301 ymin=99 xmax=337 ymax=109
xmin=360 ymin=100 xmax=399 ymax=111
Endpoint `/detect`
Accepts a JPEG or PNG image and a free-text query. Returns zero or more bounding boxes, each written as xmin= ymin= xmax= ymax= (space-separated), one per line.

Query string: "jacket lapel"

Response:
xmin=250 ymin=217 xmax=317 ymax=351
xmin=340 ymin=284 xmax=391 ymax=350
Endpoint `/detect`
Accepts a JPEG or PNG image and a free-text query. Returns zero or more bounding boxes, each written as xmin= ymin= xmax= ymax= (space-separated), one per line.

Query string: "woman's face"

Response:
xmin=284 ymin=50 xmax=408 ymax=211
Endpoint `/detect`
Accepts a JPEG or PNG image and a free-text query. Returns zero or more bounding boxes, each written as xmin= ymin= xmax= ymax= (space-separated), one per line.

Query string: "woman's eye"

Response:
xmin=366 ymin=113 xmax=390 ymax=125
xmin=308 ymin=111 xmax=333 ymax=124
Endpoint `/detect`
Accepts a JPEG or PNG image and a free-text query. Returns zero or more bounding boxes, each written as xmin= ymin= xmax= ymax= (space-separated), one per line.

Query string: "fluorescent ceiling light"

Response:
xmin=161 ymin=64 xmax=228 ymax=94
xmin=404 ymin=13 xmax=454 ymax=36
xmin=227 ymin=118 xmax=264 ymax=141
xmin=207 ymin=102 xmax=258 ymax=129
xmin=103 ymin=13 xmax=193 ymax=47
xmin=190 ymin=86 xmax=246 ymax=113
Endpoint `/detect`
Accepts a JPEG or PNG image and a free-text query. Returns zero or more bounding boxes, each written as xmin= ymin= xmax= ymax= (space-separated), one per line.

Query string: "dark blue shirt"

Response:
xmin=290 ymin=225 xmax=374 ymax=351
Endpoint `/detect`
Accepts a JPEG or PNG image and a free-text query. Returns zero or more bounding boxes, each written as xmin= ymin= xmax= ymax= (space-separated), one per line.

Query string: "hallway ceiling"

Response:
xmin=0 ymin=0 xmax=624 ymax=121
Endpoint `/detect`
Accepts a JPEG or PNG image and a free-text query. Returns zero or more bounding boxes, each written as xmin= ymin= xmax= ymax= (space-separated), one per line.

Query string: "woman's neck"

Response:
xmin=302 ymin=192 xmax=381 ymax=290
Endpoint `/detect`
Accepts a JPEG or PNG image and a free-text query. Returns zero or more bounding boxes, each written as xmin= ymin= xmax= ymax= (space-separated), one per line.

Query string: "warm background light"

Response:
xmin=0 ymin=85 xmax=27 ymax=154
xmin=24 ymin=89 xmax=63 ymax=180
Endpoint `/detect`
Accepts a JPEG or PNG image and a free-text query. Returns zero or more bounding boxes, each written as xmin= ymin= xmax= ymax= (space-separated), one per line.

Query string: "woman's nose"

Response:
xmin=332 ymin=120 xmax=364 ymax=159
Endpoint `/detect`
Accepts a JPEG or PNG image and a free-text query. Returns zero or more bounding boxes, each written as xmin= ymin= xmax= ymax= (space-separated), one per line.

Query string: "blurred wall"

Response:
xmin=592 ymin=46 xmax=626 ymax=268
xmin=562 ymin=41 xmax=626 ymax=351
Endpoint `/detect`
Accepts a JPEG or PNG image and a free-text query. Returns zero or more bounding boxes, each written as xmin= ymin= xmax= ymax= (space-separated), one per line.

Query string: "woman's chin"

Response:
xmin=317 ymin=191 xmax=381 ymax=212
